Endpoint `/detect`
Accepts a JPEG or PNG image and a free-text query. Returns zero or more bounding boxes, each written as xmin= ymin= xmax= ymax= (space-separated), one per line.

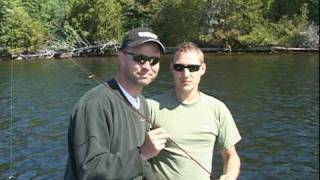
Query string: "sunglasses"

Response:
xmin=173 ymin=64 xmax=201 ymax=72
xmin=122 ymin=51 xmax=160 ymax=66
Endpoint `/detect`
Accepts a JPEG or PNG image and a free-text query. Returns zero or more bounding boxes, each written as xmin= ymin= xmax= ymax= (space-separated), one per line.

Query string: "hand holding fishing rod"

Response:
xmin=139 ymin=128 xmax=171 ymax=160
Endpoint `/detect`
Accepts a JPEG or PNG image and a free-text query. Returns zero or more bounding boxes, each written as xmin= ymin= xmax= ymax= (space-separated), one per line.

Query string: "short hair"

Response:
xmin=173 ymin=42 xmax=204 ymax=63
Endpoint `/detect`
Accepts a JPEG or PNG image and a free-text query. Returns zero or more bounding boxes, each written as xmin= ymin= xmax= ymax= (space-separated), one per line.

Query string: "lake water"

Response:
xmin=0 ymin=53 xmax=319 ymax=179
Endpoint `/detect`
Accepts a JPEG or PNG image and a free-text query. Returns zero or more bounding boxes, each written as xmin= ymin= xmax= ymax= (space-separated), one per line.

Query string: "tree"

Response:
xmin=65 ymin=0 xmax=124 ymax=45
xmin=200 ymin=0 xmax=316 ymax=48
xmin=119 ymin=0 xmax=156 ymax=30
xmin=0 ymin=0 xmax=49 ymax=54
xmin=95 ymin=0 xmax=124 ymax=42
xmin=152 ymin=0 xmax=208 ymax=46
xmin=265 ymin=0 xmax=318 ymax=23
xmin=0 ymin=0 xmax=318 ymax=53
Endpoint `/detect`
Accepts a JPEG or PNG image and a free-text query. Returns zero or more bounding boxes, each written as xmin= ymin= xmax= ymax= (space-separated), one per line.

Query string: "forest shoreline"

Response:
xmin=0 ymin=45 xmax=319 ymax=61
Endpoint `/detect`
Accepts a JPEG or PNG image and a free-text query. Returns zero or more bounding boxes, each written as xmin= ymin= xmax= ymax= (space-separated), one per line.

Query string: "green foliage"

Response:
xmin=120 ymin=0 xmax=156 ymax=30
xmin=238 ymin=22 xmax=277 ymax=47
xmin=0 ymin=0 xmax=48 ymax=54
xmin=95 ymin=0 xmax=124 ymax=42
xmin=201 ymin=0 xmax=316 ymax=48
xmin=275 ymin=3 xmax=310 ymax=47
xmin=265 ymin=0 xmax=318 ymax=23
xmin=66 ymin=0 xmax=124 ymax=44
xmin=65 ymin=0 xmax=99 ymax=43
xmin=22 ymin=0 xmax=66 ymax=47
xmin=0 ymin=0 xmax=318 ymax=54
xmin=202 ymin=0 xmax=269 ymax=47
xmin=151 ymin=0 xmax=208 ymax=46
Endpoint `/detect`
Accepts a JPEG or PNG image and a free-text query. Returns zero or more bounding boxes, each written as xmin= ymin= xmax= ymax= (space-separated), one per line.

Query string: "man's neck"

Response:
xmin=117 ymin=82 xmax=141 ymax=109
xmin=115 ymin=75 xmax=142 ymax=97
xmin=175 ymin=88 xmax=200 ymax=104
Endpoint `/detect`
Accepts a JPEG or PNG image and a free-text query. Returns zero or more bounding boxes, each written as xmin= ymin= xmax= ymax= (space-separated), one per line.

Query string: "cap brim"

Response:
xmin=127 ymin=38 xmax=166 ymax=53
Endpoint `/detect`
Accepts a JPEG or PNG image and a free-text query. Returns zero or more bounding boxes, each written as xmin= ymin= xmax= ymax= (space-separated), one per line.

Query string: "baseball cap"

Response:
xmin=120 ymin=28 xmax=165 ymax=52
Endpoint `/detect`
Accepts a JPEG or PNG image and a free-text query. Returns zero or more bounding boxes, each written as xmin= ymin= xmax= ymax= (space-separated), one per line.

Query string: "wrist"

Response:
xmin=137 ymin=146 xmax=146 ymax=160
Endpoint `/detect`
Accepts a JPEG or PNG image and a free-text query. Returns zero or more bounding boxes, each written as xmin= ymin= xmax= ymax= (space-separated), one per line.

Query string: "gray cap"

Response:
xmin=120 ymin=28 xmax=165 ymax=52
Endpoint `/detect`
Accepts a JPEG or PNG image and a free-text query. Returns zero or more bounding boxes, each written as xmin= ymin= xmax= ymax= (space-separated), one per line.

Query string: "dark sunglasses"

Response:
xmin=173 ymin=64 xmax=201 ymax=72
xmin=122 ymin=51 xmax=160 ymax=66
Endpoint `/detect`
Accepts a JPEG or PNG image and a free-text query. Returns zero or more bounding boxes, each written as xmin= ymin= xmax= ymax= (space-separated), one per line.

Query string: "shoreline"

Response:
xmin=166 ymin=46 xmax=319 ymax=53
xmin=0 ymin=46 xmax=319 ymax=61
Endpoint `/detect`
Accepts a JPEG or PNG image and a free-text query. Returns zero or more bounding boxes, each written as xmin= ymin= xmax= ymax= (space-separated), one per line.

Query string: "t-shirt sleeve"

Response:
xmin=69 ymin=99 xmax=146 ymax=179
xmin=216 ymin=103 xmax=241 ymax=150
xmin=146 ymin=98 xmax=159 ymax=127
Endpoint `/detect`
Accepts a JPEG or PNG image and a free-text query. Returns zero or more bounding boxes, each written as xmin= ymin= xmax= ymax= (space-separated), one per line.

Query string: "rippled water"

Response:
xmin=0 ymin=53 xmax=319 ymax=179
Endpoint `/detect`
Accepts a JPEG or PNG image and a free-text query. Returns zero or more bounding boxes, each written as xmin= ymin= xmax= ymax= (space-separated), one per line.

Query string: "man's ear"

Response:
xmin=170 ymin=62 xmax=174 ymax=74
xmin=200 ymin=63 xmax=206 ymax=76
xmin=118 ymin=51 xmax=126 ymax=66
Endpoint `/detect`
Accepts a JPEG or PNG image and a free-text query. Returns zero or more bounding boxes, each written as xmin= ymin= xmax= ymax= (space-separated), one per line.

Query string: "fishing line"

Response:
xmin=69 ymin=58 xmax=215 ymax=179
xmin=9 ymin=59 xmax=15 ymax=180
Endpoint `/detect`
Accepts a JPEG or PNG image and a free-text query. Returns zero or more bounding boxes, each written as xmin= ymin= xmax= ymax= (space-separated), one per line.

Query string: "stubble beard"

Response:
xmin=130 ymin=71 xmax=156 ymax=87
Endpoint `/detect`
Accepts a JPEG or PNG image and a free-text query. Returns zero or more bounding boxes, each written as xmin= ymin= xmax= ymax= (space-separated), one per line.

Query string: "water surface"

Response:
xmin=0 ymin=53 xmax=319 ymax=179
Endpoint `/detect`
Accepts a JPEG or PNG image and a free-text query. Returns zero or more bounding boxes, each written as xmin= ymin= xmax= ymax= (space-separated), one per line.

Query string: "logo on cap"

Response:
xmin=138 ymin=32 xmax=158 ymax=39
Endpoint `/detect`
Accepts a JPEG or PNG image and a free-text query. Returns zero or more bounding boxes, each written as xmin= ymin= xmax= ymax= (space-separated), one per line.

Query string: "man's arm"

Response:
xmin=219 ymin=146 xmax=240 ymax=180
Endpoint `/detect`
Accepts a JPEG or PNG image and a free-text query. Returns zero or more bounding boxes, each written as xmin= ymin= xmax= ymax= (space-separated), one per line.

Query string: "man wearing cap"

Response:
xmin=65 ymin=28 xmax=170 ymax=180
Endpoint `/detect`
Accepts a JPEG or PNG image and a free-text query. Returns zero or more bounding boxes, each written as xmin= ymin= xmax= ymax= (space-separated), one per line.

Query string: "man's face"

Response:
xmin=171 ymin=51 xmax=206 ymax=93
xmin=119 ymin=43 xmax=161 ymax=87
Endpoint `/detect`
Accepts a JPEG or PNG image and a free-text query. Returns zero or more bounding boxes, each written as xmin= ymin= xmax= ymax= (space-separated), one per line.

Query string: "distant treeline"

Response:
xmin=0 ymin=0 xmax=319 ymax=54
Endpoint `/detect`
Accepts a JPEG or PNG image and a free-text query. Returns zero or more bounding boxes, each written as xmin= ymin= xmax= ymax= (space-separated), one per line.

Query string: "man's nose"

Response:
xmin=182 ymin=68 xmax=191 ymax=76
xmin=141 ymin=61 xmax=152 ymax=69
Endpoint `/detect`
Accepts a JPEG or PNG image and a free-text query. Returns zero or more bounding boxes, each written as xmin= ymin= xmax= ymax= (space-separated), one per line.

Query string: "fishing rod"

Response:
xmin=69 ymin=58 xmax=216 ymax=179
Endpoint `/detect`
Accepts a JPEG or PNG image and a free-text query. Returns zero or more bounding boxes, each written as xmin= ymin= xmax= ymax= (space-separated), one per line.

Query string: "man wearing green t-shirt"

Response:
xmin=147 ymin=42 xmax=241 ymax=180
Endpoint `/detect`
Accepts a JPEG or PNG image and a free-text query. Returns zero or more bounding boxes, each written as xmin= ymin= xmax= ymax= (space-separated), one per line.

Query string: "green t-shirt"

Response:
xmin=147 ymin=90 xmax=241 ymax=180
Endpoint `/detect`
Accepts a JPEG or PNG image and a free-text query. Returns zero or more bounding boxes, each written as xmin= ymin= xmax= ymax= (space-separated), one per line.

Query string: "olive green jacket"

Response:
xmin=65 ymin=79 xmax=154 ymax=180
